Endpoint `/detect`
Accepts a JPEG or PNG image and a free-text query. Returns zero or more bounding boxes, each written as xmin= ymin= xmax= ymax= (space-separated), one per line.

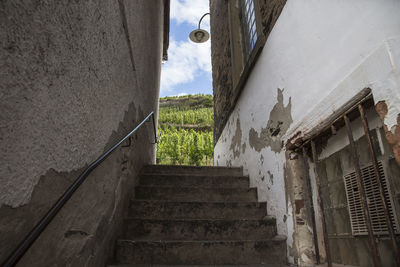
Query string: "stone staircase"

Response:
xmin=110 ymin=165 xmax=287 ymax=266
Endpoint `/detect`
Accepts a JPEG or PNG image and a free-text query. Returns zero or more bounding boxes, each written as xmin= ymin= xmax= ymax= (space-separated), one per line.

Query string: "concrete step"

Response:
xmin=109 ymin=264 xmax=289 ymax=267
xmin=128 ymin=200 xmax=268 ymax=219
xmin=135 ymin=187 xmax=257 ymax=202
xmin=138 ymin=174 xmax=249 ymax=188
xmin=116 ymin=237 xmax=287 ymax=265
xmin=141 ymin=165 xmax=243 ymax=177
xmin=123 ymin=218 xmax=277 ymax=241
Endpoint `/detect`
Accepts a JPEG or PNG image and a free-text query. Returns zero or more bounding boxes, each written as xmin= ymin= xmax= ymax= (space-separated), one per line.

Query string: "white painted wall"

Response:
xmin=214 ymin=0 xmax=400 ymax=264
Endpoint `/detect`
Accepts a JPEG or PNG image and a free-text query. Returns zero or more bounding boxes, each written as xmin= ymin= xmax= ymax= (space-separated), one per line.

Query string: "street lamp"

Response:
xmin=189 ymin=13 xmax=210 ymax=43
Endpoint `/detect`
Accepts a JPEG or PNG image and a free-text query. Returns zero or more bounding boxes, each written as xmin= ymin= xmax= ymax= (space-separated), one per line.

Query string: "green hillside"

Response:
xmin=156 ymin=94 xmax=214 ymax=166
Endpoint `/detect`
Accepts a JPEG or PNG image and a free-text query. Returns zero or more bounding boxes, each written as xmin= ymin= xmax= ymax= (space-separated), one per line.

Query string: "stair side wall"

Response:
xmin=0 ymin=1 xmax=166 ymax=266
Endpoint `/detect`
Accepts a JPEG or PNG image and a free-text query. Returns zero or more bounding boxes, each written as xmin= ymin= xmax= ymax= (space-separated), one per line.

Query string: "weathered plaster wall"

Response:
xmin=212 ymin=1 xmax=400 ymax=265
xmin=284 ymin=151 xmax=316 ymax=266
xmin=0 ymin=0 xmax=164 ymax=266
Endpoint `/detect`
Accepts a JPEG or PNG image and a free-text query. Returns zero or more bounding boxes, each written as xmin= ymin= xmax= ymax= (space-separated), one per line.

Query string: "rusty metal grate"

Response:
xmin=343 ymin=161 xmax=399 ymax=235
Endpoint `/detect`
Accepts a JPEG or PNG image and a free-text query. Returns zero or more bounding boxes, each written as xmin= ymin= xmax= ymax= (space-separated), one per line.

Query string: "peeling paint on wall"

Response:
xmin=249 ymin=89 xmax=293 ymax=153
xmin=284 ymin=151 xmax=316 ymax=266
xmin=376 ymin=101 xmax=400 ymax=166
xmin=230 ymin=118 xmax=242 ymax=158
xmin=267 ymin=170 xmax=274 ymax=185
xmin=212 ymin=3 xmax=400 ymax=265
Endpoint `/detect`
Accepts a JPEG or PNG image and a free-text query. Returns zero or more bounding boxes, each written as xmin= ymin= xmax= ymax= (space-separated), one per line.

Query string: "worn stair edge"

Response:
xmin=108 ymin=264 xmax=290 ymax=267
xmin=116 ymin=237 xmax=287 ymax=265
xmin=123 ymin=218 xmax=277 ymax=241
xmin=135 ymin=187 xmax=258 ymax=202
xmin=141 ymin=165 xmax=243 ymax=176
xmin=139 ymin=174 xmax=250 ymax=188
xmin=128 ymin=200 xmax=268 ymax=219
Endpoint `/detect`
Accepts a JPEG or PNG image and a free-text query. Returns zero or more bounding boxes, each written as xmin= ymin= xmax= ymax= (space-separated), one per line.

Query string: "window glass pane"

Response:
xmin=241 ymin=0 xmax=258 ymax=54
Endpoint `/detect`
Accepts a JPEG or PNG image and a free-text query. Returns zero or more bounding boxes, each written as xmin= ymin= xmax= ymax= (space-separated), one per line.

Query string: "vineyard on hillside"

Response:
xmin=156 ymin=94 xmax=213 ymax=166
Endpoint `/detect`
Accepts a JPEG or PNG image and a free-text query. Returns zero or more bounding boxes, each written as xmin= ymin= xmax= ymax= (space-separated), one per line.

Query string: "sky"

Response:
xmin=160 ymin=0 xmax=212 ymax=97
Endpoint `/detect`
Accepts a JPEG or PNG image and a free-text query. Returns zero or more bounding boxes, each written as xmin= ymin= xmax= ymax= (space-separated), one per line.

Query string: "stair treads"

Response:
xmin=123 ymin=218 xmax=277 ymax=240
xmin=139 ymin=174 xmax=249 ymax=188
xmin=135 ymin=187 xmax=257 ymax=202
xmin=108 ymin=264 xmax=289 ymax=267
xmin=116 ymin=238 xmax=287 ymax=265
xmin=113 ymin=165 xmax=286 ymax=266
xmin=108 ymin=263 xmax=289 ymax=267
xmin=128 ymin=201 xmax=268 ymax=219
xmin=141 ymin=165 xmax=243 ymax=176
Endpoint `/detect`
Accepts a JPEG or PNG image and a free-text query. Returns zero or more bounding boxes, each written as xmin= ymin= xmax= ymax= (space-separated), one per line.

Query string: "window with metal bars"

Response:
xmin=343 ymin=161 xmax=399 ymax=235
xmin=240 ymin=0 xmax=258 ymax=57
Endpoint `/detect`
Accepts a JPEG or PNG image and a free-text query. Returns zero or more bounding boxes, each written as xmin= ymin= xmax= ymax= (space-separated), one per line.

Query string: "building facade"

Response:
xmin=0 ymin=0 xmax=169 ymax=266
xmin=210 ymin=0 xmax=400 ymax=266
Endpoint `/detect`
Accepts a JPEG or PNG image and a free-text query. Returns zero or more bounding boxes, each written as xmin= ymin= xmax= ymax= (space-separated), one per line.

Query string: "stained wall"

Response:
xmin=211 ymin=1 xmax=400 ymax=265
xmin=0 ymin=0 xmax=166 ymax=266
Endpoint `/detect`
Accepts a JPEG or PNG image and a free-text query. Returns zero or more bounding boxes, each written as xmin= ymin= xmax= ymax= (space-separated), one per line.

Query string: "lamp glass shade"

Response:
xmin=189 ymin=29 xmax=209 ymax=43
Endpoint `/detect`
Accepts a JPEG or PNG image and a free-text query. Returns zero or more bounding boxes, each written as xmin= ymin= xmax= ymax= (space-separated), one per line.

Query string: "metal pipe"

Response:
xmin=198 ymin=12 xmax=210 ymax=29
xmin=1 ymin=111 xmax=158 ymax=267
xmin=358 ymin=105 xmax=400 ymax=266
xmin=344 ymin=114 xmax=382 ymax=267
xmin=311 ymin=141 xmax=332 ymax=267
xmin=151 ymin=112 xmax=159 ymax=144
xmin=302 ymin=147 xmax=320 ymax=264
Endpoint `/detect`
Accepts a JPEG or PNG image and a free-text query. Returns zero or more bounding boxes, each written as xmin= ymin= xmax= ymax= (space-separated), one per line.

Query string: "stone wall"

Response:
xmin=210 ymin=0 xmax=233 ymax=143
xmin=210 ymin=0 xmax=286 ymax=142
xmin=0 ymin=0 xmax=166 ymax=266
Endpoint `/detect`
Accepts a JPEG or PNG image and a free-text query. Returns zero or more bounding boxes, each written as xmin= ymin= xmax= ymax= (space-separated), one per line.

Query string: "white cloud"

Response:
xmin=160 ymin=37 xmax=211 ymax=94
xmin=170 ymin=0 xmax=210 ymax=31
xmin=160 ymin=0 xmax=212 ymax=95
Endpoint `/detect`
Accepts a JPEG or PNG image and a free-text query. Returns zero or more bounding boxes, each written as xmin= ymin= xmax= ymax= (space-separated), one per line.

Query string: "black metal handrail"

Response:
xmin=2 ymin=111 xmax=159 ymax=267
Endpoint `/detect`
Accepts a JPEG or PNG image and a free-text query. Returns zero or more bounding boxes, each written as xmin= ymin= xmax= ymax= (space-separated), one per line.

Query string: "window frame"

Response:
xmin=227 ymin=0 xmax=266 ymax=104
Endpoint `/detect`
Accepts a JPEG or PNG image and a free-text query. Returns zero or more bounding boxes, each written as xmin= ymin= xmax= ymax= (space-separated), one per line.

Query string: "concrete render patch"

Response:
xmin=249 ymin=88 xmax=293 ymax=153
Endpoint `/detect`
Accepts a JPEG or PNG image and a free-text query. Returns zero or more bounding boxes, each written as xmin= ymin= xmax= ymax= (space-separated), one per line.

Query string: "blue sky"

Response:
xmin=160 ymin=0 xmax=212 ymax=97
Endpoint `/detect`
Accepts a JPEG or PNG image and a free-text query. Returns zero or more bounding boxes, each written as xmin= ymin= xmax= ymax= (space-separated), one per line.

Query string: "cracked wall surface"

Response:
xmin=0 ymin=0 xmax=164 ymax=265
xmin=212 ymin=1 xmax=400 ymax=265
